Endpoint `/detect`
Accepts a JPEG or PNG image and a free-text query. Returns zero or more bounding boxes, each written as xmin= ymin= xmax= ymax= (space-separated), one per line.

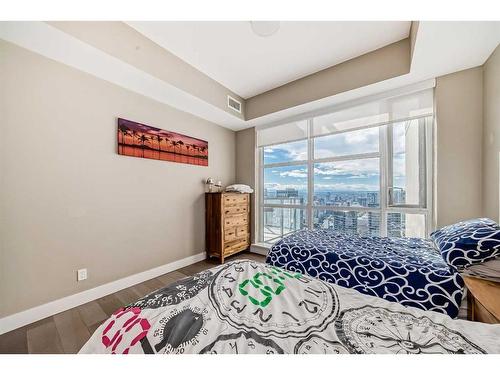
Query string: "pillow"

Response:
xmin=460 ymin=257 xmax=500 ymax=283
xmin=430 ymin=218 xmax=500 ymax=270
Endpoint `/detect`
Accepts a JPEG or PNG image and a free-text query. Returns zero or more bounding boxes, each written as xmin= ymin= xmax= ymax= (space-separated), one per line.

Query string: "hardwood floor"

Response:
xmin=0 ymin=252 xmax=265 ymax=354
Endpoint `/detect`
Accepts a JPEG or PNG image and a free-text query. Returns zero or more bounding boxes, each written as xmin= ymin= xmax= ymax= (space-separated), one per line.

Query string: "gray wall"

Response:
xmin=435 ymin=67 xmax=484 ymax=227
xmin=48 ymin=22 xmax=245 ymax=120
xmin=0 ymin=40 xmax=236 ymax=318
xmin=482 ymin=45 xmax=500 ymax=222
xmin=235 ymin=128 xmax=256 ymax=242
xmin=245 ymin=39 xmax=411 ymax=120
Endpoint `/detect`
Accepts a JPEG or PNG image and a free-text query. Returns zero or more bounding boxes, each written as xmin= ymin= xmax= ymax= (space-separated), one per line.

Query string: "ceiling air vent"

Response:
xmin=227 ymin=95 xmax=242 ymax=114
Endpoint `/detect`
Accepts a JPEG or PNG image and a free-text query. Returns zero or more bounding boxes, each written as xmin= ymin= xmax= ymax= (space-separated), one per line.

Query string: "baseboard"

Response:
xmin=0 ymin=252 xmax=207 ymax=335
xmin=250 ymin=243 xmax=270 ymax=257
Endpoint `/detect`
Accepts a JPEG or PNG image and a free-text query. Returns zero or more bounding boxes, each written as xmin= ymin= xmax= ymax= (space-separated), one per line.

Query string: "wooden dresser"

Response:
xmin=205 ymin=192 xmax=250 ymax=263
xmin=463 ymin=276 xmax=500 ymax=324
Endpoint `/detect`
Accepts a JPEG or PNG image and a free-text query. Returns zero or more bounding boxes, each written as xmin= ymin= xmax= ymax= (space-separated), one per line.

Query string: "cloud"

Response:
xmin=314 ymin=127 xmax=379 ymax=158
xmin=314 ymin=158 xmax=379 ymax=179
xmin=265 ymin=140 xmax=307 ymax=162
xmin=279 ymin=169 xmax=308 ymax=178
xmin=314 ymin=183 xmax=379 ymax=191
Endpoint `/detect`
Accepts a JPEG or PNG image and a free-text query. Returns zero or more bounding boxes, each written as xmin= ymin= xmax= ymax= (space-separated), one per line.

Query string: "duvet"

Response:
xmin=79 ymin=259 xmax=500 ymax=354
xmin=266 ymin=230 xmax=464 ymax=318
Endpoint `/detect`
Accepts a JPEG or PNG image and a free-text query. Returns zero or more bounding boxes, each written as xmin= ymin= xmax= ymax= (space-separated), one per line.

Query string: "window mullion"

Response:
xmin=380 ymin=125 xmax=388 ymax=237
xmin=307 ymin=119 xmax=314 ymax=230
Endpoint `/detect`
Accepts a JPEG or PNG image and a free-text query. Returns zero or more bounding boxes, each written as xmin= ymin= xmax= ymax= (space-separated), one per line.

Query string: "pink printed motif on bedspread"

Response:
xmin=101 ymin=307 xmax=150 ymax=354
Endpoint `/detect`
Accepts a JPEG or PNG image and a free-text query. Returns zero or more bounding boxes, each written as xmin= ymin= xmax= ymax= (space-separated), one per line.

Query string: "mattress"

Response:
xmin=79 ymin=259 xmax=500 ymax=354
xmin=266 ymin=229 xmax=464 ymax=318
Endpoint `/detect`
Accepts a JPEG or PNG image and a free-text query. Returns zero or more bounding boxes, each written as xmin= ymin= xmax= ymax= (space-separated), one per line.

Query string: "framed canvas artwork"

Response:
xmin=117 ymin=118 xmax=208 ymax=166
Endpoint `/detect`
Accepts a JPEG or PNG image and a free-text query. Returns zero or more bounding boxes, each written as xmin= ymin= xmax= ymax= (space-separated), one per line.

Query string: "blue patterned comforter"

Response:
xmin=266 ymin=229 xmax=464 ymax=318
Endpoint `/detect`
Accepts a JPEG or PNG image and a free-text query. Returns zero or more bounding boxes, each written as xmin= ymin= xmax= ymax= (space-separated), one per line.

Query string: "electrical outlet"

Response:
xmin=77 ymin=268 xmax=88 ymax=281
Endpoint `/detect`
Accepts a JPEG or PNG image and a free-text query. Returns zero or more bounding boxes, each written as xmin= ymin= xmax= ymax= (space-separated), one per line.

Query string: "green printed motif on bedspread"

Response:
xmin=238 ymin=266 xmax=301 ymax=307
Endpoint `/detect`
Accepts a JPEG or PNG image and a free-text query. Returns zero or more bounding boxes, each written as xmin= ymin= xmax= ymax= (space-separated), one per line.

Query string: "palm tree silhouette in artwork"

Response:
xmin=199 ymin=146 xmax=207 ymax=165
xmin=162 ymin=136 xmax=170 ymax=154
xmin=156 ymin=135 xmax=164 ymax=159
xmin=199 ymin=146 xmax=207 ymax=158
xmin=118 ymin=124 xmax=130 ymax=153
xmin=136 ymin=133 xmax=151 ymax=158
xmin=170 ymin=140 xmax=177 ymax=155
xmin=191 ymin=145 xmax=199 ymax=165
xmin=185 ymin=144 xmax=192 ymax=163
xmin=177 ymin=140 xmax=185 ymax=162
xmin=170 ymin=140 xmax=179 ymax=161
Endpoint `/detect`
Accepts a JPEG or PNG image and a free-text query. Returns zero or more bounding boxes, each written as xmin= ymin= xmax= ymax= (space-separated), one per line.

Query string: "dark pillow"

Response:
xmin=430 ymin=218 xmax=500 ymax=270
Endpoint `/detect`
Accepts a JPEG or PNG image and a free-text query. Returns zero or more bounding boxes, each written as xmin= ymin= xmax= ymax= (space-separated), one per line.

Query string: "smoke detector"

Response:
xmin=250 ymin=21 xmax=281 ymax=37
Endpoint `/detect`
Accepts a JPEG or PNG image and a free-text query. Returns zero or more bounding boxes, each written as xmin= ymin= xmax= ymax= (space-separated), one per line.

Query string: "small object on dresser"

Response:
xmin=215 ymin=180 xmax=222 ymax=192
xmin=205 ymin=192 xmax=250 ymax=264
xmin=206 ymin=177 xmax=215 ymax=192
xmin=225 ymin=184 xmax=254 ymax=193
xmin=463 ymin=276 xmax=500 ymax=324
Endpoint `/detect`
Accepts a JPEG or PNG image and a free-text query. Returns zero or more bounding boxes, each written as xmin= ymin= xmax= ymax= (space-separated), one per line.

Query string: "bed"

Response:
xmin=266 ymin=229 xmax=464 ymax=318
xmin=79 ymin=259 xmax=500 ymax=354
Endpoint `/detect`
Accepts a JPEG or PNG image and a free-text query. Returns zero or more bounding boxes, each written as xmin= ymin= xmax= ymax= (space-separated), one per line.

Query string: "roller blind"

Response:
xmin=257 ymin=120 xmax=308 ymax=147
xmin=313 ymin=88 xmax=434 ymax=137
xmin=256 ymin=81 xmax=434 ymax=147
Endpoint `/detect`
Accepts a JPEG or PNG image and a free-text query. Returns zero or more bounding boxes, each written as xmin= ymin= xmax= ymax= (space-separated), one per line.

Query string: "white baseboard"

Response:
xmin=0 ymin=252 xmax=207 ymax=335
xmin=250 ymin=243 xmax=270 ymax=257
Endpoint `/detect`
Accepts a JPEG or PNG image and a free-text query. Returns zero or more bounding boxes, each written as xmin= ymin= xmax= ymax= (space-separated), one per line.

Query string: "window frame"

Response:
xmin=257 ymin=115 xmax=434 ymax=244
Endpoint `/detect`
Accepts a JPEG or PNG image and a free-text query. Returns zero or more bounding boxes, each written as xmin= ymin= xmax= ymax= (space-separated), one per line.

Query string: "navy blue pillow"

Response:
xmin=430 ymin=218 xmax=500 ymax=270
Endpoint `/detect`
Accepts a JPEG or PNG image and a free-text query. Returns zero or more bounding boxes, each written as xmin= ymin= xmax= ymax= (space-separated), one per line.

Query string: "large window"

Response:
xmin=257 ymin=86 xmax=434 ymax=244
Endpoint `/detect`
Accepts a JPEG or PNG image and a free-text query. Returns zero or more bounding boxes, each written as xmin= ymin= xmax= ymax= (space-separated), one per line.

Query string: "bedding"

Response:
xmin=266 ymin=229 xmax=464 ymax=318
xmin=79 ymin=259 xmax=500 ymax=354
xmin=430 ymin=218 xmax=500 ymax=270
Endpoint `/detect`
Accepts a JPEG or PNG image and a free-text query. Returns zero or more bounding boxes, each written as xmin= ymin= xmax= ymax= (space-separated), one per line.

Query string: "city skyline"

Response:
xmin=262 ymin=187 xmax=411 ymax=243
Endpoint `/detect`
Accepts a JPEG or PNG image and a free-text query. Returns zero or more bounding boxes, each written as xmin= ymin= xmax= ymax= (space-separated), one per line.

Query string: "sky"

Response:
xmin=263 ymin=126 xmax=409 ymax=193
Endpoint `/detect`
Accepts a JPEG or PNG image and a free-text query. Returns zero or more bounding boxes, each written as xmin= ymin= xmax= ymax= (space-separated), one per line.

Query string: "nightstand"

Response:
xmin=463 ymin=276 xmax=500 ymax=324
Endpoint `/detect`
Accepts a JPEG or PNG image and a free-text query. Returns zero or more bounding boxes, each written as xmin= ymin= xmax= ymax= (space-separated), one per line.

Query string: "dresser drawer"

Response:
xmin=223 ymin=204 xmax=248 ymax=216
xmin=224 ymin=238 xmax=249 ymax=255
xmin=224 ymin=214 xmax=248 ymax=228
xmin=224 ymin=194 xmax=248 ymax=207
xmin=224 ymin=228 xmax=237 ymax=242
xmin=235 ymin=225 xmax=248 ymax=238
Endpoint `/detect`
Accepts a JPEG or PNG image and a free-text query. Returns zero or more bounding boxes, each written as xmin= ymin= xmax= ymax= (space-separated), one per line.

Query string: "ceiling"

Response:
xmin=127 ymin=21 xmax=411 ymax=98
xmin=245 ymin=21 xmax=500 ymax=128
xmin=2 ymin=21 xmax=498 ymax=131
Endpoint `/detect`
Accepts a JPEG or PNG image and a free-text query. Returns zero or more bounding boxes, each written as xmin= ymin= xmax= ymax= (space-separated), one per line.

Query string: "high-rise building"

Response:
xmin=387 ymin=212 xmax=404 ymax=237
xmin=368 ymin=212 xmax=380 ymax=236
xmin=333 ymin=211 xmax=357 ymax=234
xmin=276 ymin=188 xmax=299 ymax=198
xmin=367 ymin=192 xmax=379 ymax=206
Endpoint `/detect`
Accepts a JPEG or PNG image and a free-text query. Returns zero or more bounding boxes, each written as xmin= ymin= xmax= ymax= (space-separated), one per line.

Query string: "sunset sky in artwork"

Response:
xmin=118 ymin=118 xmax=208 ymax=148
xmin=117 ymin=118 xmax=208 ymax=166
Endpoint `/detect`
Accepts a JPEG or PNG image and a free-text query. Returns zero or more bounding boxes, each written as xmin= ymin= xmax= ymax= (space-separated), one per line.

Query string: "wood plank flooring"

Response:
xmin=0 ymin=252 xmax=265 ymax=354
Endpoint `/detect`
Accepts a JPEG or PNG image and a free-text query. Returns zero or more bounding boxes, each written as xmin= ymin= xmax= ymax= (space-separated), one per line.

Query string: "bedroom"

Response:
xmin=1 ymin=0 xmax=500 ymax=371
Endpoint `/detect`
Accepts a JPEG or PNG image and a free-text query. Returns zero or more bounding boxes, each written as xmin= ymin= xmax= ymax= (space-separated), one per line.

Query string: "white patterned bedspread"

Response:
xmin=79 ymin=260 xmax=500 ymax=354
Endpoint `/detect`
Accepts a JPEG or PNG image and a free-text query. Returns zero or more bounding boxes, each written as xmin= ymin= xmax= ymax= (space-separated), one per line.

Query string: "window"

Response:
xmin=257 ymin=86 xmax=434 ymax=244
